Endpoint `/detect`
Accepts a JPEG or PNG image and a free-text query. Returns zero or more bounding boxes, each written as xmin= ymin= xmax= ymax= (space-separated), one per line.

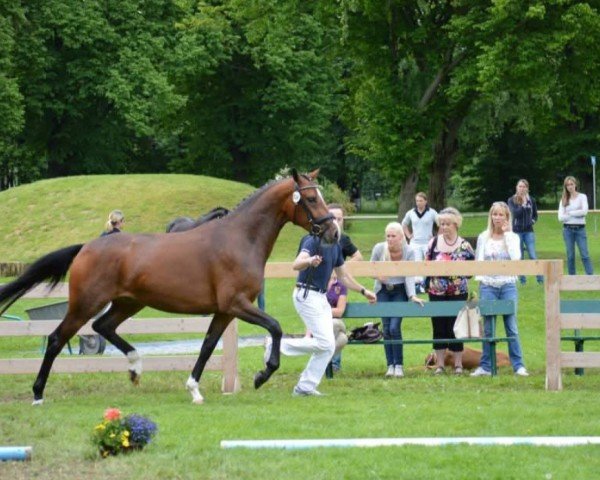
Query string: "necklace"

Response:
xmin=443 ymin=235 xmax=459 ymax=247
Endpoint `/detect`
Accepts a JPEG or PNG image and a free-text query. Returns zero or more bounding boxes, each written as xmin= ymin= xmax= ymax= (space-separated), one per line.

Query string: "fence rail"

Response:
xmin=2 ymin=259 xmax=600 ymax=391
xmin=0 ymin=297 xmax=239 ymax=394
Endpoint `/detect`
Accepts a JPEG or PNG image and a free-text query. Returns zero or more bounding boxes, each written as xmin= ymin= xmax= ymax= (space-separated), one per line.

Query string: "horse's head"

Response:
xmin=290 ymin=168 xmax=338 ymax=244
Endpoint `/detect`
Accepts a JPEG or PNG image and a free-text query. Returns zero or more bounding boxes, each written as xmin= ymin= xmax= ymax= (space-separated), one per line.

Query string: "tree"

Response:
xmin=0 ymin=1 xmax=26 ymax=188
xmin=170 ymin=0 xmax=342 ymax=185
xmin=10 ymin=0 xmax=185 ymax=180
xmin=338 ymin=0 xmax=600 ymax=213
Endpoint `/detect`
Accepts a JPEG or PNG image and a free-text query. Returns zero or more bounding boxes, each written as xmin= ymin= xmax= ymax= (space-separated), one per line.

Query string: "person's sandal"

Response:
xmin=454 ymin=366 xmax=464 ymax=375
xmin=434 ymin=367 xmax=445 ymax=375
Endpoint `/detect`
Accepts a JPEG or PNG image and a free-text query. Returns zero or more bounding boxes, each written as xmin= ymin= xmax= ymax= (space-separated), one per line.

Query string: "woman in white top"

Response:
xmin=558 ymin=176 xmax=594 ymax=275
xmin=471 ymin=202 xmax=529 ymax=377
xmin=402 ymin=192 xmax=437 ymax=291
xmin=371 ymin=222 xmax=424 ymax=378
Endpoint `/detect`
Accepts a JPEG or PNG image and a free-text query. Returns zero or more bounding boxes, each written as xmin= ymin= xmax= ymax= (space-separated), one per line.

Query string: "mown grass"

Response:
xmin=1 ymin=176 xmax=600 ymax=479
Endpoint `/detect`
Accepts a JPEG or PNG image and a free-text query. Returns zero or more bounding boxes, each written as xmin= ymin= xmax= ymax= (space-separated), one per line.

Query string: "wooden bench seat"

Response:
xmin=327 ymin=299 xmax=516 ymax=377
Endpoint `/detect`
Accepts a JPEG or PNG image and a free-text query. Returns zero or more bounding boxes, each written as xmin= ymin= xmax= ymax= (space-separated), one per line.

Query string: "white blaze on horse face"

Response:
xmin=316 ymin=187 xmax=325 ymax=204
xmin=186 ymin=376 xmax=204 ymax=404
xmin=333 ymin=220 xmax=341 ymax=239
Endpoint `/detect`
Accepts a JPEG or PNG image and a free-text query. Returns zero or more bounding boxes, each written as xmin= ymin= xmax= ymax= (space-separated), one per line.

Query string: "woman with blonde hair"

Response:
xmin=82 ymin=209 xmax=125 ymax=354
xmin=371 ymin=222 xmax=424 ymax=378
xmin=472 ymin=202 xmax=528 ymax=377
xmin=425 ymin=207 xmax=475 ymax=375
xmin=558 ymin=176 xmax=593 ymax=275
xmin=101 ymin=210 xmax=125 ymax=236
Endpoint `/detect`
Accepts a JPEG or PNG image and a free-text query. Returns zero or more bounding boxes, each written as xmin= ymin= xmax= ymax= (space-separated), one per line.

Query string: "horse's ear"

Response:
xmin=308 ymin=168 xmax=320 ymax=180
xmin=291 ymin=168 xmax=299 ymax=183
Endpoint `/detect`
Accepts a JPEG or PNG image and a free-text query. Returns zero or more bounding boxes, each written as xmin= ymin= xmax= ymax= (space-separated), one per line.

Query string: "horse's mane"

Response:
xmin=231 ymin=176 xmax=289 ymax=213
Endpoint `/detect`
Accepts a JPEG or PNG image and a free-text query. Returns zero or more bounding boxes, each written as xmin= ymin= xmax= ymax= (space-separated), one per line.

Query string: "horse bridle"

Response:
xmin=293 ymin=182 xmax=334 ymax=236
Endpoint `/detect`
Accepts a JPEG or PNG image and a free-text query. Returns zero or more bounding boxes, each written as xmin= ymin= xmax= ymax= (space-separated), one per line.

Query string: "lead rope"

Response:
xmin=296 ymin=233 xmax=323 ymax=302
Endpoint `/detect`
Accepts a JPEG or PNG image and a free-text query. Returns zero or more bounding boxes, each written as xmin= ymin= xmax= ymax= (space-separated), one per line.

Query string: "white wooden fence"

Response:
xmin=0 ymin=284 xmax=239 ymax=394
xmin=1 ymin=259 xmax=599 ymax=391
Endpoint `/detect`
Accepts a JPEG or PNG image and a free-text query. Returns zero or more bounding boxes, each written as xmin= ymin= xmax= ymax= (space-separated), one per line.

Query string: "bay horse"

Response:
xmin=0 ymin=169 xmax=338 ymax=405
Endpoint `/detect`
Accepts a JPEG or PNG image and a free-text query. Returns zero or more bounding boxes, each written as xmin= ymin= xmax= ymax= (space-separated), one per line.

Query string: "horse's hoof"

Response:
xmin=32 ymin=398 xmax=44 ymax=406
xmin=254 ymin=370 xmax=268 ymax=389
xmin=186 ymin=376 xmax=204 ymax=404
xmin=129 ymin=369 xmax=140 ymax=386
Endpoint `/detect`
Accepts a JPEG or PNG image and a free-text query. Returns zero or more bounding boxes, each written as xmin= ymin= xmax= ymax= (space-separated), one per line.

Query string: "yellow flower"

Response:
xmin=123 ymin=430 xmax=130 ymax=437
xmin=122 ymin=438 xmax=130 ymax=447
xmin=109 ymin=433 xmax=116 ymax=438
xmin=94 ymin=424 xmax=106 ymax=431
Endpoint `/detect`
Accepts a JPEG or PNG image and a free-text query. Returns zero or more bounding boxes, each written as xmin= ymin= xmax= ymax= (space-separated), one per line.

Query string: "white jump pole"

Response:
xmin=221 ymin=437 xmax=600 ymax=449
xmin=0 ymin=446 xmax=32 ymax=461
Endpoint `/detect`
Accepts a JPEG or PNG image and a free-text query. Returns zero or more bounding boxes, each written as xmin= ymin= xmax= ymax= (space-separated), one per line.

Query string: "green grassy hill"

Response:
xmin=0 ymin=174 xmax=307 ymax=262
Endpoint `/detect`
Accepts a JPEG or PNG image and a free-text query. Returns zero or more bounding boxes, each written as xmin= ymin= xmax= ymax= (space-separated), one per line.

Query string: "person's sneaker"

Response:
xmin=292 ymin=386 xmax=325 ymax=397
xmin=263 ymin=336 xmax=272 ymax=366
xmin=433 ymin=366 xmax=445 ymax=376
xmin=515 ymin=367 xmax=530 ymax=377
xmin=394 ymin=365 xmax=404 ymax=378
xmin=470 ymin=367 xmax=492 ymax=377
xmin=385 ymin=365 xmax=395 ymax=377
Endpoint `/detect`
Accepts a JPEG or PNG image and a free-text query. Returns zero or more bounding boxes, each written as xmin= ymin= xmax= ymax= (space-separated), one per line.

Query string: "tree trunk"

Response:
xmin=428 ymin=115 xmax=464 ymax=211
xmin=396 ymin=170 xmax=419 ymax=220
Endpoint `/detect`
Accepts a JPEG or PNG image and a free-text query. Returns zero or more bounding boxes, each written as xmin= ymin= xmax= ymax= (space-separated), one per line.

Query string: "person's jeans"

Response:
xmin=377 ymin=285 xmax=408 ymax=366
xmin=479 ymin=283 xmax=524 ymax=372
xmin=562 ymin=226 xmax=594 ymax=275
xmin=517 ymin=231 xmax=543 ymax=284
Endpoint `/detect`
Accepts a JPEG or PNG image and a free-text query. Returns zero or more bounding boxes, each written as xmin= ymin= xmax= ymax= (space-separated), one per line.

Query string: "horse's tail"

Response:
xmin=0 ymin=244 xmax=85 ymax=315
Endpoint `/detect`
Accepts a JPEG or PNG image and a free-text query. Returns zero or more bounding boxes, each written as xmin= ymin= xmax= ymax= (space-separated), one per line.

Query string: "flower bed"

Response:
xmin=92 ymin=408 xmax=157 ymax=457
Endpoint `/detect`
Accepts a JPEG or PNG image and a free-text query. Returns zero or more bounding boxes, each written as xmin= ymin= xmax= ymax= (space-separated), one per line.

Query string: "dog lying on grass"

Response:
xmin=424 ymin=347 xmax=510 ymax=370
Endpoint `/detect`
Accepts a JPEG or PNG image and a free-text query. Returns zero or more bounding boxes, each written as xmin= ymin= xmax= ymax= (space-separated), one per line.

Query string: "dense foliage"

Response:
xmin=1 ymin=0 xmax=599 ymax=209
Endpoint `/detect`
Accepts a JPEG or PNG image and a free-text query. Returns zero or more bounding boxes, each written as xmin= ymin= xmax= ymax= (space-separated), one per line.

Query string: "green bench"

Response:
xmin=327 ymin=299 xmax=516 ymax=378
xmin=560 ymin=300 xmax=600 ymax=376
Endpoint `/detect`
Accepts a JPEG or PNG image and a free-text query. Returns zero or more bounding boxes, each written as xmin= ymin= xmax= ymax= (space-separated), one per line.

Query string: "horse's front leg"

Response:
xmin=232 ymin=302 xmax=283 ymax=389
xmin=186 ymin=313 xmax=232 ymax=405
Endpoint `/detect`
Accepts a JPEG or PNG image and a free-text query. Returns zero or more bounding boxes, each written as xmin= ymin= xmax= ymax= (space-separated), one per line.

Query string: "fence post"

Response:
xmin=221 ymin=319 xmax=240 ymax=393
xmin=545 ymin=260 xmax=563 ymax=391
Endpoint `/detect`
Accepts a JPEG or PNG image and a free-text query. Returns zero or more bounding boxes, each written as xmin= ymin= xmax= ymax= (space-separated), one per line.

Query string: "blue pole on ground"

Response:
xmin=0 ymin=446 xmax=32 ymax=461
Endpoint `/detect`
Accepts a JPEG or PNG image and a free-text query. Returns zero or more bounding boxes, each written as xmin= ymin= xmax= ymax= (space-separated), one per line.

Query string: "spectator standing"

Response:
xmin=350 ymin=183 xmax=361 ymax=212
xmin=325 ymin=203 xmax=362 ymax=371
xmin=402 ymin=192 xmax=437 ymax=292
xmin=371 ymin=222 xmax=424 ymax=378
xmin=83 ymin=209 xmax=125 ymax=354
xmin=328 ymin=203 xmax=363 ymax=261
xmin=558 ymin=176 xmax=594 ymax=275
xmin=101 ymin=210 xmax=125 ymax=236
xmin=425 ymin=207 xmax=475 ymax=375
xmin=471 ymin=202 xmax=529 ymax=377
xmin=507 ymin=179 xmax=544 ymax=285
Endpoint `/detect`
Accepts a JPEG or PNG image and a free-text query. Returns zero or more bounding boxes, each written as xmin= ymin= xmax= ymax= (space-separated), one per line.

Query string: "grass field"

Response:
xmin=1 ymin=176 xmax=600 ymax=479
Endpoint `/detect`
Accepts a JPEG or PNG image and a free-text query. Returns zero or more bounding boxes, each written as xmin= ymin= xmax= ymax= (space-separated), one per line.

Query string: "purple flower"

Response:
xmin=124 ymin=414 xmax=158 ymax=445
